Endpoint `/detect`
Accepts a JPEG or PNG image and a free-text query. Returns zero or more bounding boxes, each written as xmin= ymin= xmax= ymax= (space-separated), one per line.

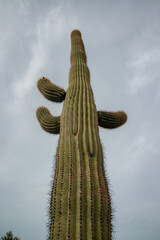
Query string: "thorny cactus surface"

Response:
xmin=36 ymin=30 xmax=127 ymax=240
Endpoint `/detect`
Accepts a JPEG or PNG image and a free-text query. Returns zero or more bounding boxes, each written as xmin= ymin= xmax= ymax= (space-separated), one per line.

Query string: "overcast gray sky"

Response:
xmin=0 ymin=0 xmax=160 ymax=239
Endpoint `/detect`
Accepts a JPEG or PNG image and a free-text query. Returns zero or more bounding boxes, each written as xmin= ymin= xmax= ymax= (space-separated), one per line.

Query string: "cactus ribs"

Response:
xmin=36 ymin=29 xmax=127 ymax=240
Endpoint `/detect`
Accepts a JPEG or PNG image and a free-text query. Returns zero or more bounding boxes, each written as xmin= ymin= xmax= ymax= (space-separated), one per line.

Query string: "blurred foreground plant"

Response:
xmin=1 ymin=231 xmax=20 ymax=240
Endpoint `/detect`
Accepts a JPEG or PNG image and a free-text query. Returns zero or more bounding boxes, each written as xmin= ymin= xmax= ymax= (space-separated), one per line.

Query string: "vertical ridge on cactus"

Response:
xmin=36 ymin=29 xmax=127 ymax=240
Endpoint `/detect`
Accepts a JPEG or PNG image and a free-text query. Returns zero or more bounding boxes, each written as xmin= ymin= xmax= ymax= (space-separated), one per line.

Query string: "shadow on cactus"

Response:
xmin=36 ymin=29 xmax=127 ymax=240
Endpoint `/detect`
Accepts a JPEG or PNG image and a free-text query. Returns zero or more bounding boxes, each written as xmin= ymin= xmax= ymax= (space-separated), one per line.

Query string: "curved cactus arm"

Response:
xmin=97 ymin=110 xmax=127 ymax=129
xmin=36 ymin=106 xmax=60 ymax=134
xmin=37 ymin=77 xmax=66 ymax=102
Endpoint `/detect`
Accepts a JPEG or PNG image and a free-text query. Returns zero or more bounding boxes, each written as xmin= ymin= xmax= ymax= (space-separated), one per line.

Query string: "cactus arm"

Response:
xmin=37 ymin=77 xmax=66 ymax=102
xmin=36 ymin=106 xmax=60 ymax=134
xmin=97 ymin=110 xmax=127 ymax=129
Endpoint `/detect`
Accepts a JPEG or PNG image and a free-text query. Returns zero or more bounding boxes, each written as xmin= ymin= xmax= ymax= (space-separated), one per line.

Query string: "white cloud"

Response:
xmin=13 ymin=41 xmax=46 ymax=98
xmin=12 ymin=2 xmax=78 ymax=99
xmin=12 ymin=5 xmax=61 ymax=98
xmin=126 ymin=46 xmax=160 ymax=94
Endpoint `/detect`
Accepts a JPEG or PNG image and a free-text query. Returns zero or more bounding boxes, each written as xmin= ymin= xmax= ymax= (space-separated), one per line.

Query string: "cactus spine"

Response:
xmin=36 ymin=29 xmax=127 ymax=240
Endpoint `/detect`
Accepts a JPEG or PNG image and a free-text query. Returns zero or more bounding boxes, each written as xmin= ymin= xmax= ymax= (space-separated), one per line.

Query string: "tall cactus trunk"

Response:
xmin=49 ymin=30 xmax=112 ymax=240
xmin=36 ymin=29 xmax=127 ymax=240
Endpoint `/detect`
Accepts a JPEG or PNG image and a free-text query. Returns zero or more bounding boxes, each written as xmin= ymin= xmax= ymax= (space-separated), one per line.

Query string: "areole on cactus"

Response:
xmin=36 ymin=29 xmax=127 ymax=240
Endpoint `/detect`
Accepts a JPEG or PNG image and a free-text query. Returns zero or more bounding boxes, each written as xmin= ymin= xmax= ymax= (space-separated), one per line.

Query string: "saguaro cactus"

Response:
xmin=36 ymin=30 xmax=127 ymax=240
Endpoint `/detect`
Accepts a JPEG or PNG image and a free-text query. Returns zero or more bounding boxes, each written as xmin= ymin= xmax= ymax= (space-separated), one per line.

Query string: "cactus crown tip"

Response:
xmin=71 ymin=29 xmax=81 ymax=39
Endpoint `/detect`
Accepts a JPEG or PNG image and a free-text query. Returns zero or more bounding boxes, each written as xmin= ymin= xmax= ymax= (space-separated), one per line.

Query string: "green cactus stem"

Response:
xmin=98 ymin=110 xmax=127 ymax=129
xmin=37 ymin=77 xmax=66 ymax=102
xmin=36 ymin=29 xmax=127 ymax=240
xmin=36 ymin=106 xmax=60 ymax=134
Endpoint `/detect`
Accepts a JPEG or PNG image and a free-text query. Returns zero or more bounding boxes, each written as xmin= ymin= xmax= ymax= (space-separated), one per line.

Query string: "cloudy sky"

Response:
xmin=0 ymin=0 xmax=160 ymax=239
